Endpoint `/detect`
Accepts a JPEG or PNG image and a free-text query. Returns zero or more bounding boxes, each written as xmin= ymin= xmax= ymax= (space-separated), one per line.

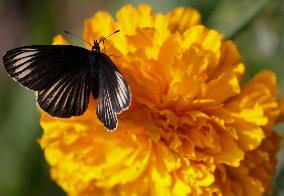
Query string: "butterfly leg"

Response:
xmin=98 ymin=37 xmax=106 ymax=51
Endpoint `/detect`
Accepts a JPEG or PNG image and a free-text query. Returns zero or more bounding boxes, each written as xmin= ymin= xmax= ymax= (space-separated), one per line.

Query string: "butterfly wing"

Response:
xmin=2 ymin=45 xmax=90 ymax=91
xmin=37 ymin=66 xmax=91 ymax=117
xmin=2 ymin=45 xmax=92 ymax=117
xmin=96 ymin=71 xmax=118 ymax=130
xmin=96 ymin=53 xmax=131 ymax=131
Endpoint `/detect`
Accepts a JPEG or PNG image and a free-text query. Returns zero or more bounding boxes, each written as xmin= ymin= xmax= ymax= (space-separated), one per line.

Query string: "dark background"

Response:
xmin=0 ymin=0 xmax=283 ymax=195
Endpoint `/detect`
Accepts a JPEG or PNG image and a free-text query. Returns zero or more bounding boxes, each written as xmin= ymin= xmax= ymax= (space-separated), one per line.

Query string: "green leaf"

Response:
xmin=205 ymin=0 xmax=269 ymax=39
xmin=188 ymin=0 xmax=220 ymax=21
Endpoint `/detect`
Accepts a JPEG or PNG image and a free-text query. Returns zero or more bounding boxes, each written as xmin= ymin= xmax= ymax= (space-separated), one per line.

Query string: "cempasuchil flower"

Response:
xmin=39 ymin=4 xmax=282 ymax=196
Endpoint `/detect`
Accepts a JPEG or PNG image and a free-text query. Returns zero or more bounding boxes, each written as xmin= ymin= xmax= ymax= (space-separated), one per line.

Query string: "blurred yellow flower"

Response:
xmin=39 ymin=4 xmax=281 ymax=196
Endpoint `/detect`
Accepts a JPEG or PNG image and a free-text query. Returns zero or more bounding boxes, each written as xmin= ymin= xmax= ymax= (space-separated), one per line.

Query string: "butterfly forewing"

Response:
xmin=96 ymin=54 xmax=131 ymax=130
xmin=3 ymin=45 xmax=92 ymax=117
xmin=100 ymin=54 xmax=131 ymax=112
xmin=3 ymin=45 xmax=90 ymax=91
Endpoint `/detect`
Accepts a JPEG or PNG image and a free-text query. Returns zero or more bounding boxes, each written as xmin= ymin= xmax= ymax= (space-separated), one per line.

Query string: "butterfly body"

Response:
xmin=90 ymin=41 xmax=103 ymax=99
xmin=2 ymin=39 xmax=131 ymax=131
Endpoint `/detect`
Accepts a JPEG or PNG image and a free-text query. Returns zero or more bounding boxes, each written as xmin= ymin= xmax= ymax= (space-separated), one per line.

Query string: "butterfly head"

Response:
xmin=91 ymin=30 xmax=120 ymax=53
xmin=92 ymin=40 xmax=101 ymax=53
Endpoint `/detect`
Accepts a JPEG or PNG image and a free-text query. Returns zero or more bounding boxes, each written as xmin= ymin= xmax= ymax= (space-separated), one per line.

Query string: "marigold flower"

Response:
xmin=39 ymin=4 xmax=282 ymax=196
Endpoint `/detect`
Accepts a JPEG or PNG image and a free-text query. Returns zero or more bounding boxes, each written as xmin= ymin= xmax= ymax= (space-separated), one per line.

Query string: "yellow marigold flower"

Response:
xmin=39 ymin=4 xmax=282 ymax=196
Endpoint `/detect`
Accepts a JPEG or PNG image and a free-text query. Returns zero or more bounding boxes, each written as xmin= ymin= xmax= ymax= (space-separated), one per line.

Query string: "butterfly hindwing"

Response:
xmin=37 ymin=67 xmax=91 ymax=117
xmin=96 ymin=54 xmax=131 ymax=130
xmin=96 ymin=72 xmax=118 ymax=130
xmin=2 ymin=45 xmax=90 ymax=91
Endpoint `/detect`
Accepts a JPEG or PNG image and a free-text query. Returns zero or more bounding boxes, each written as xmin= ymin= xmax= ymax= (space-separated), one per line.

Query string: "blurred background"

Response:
xmin=0 ymin=0 xmax=283 ymax=195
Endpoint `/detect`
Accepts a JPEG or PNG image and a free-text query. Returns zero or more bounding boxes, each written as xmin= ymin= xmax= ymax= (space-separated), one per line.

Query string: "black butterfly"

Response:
xmin=2 ymin=31 xmax=131 ymax=131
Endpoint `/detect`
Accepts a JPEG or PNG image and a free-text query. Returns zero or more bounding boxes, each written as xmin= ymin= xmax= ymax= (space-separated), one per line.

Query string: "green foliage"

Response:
xmin=205 ymin=0 xmax=269 ymax=39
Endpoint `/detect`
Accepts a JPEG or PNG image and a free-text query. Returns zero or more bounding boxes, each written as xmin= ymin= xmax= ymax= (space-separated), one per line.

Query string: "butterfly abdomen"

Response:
xmin=91 ymin=71 xmax=100 ymax=99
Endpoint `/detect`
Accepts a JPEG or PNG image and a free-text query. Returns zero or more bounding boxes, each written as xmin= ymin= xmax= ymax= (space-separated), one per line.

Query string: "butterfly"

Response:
xmin=2 ymin=30 xmax=131 ymax=131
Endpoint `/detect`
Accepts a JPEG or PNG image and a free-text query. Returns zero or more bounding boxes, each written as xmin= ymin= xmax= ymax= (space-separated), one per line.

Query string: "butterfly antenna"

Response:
xmin=99 ymin=30 xmax=120 ymax=44
xmin=64 ymin=30 xmax=93 ymax=47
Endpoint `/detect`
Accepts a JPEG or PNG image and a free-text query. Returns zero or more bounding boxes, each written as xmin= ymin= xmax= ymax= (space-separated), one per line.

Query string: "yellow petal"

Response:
xmin=116 ymin=5 xmax=137 ymax=34
xmin=214 ymin=133 xmax=244 ymax=167
xmin=167 ymin=7 xmax=201 ymax=34
xmin=182 ymin=25 xmax=223 ymax=64
xmin=52 ymin=34 xmax=68 ymax=45
xmin=205 ymin=73 xmax=240 ymax=104
xmin=84 ymin=11 xmax=115 ymax=49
